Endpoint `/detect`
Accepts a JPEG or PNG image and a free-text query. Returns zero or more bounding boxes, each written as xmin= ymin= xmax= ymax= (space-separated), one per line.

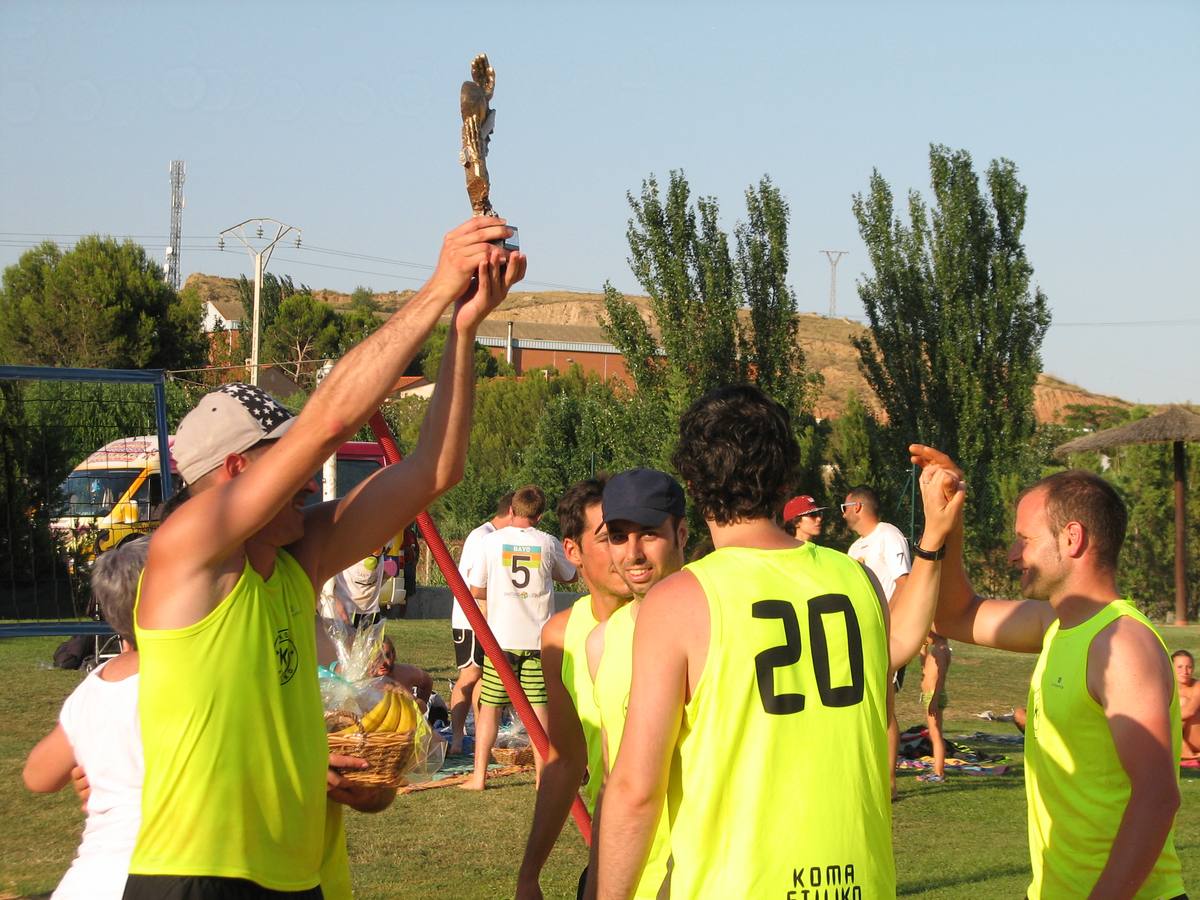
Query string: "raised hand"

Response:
xmin=909 ymin=444 xmax=963 ymax=479
xmin=455 ymin=247 xmax=528 ymax=334
xmin=428 ymin=217 xmax=514 ymax=305
xmin=918 ymin=465 xmax=966 ymax=547
xmin=909 ymin=444 xmax=965 ymax=504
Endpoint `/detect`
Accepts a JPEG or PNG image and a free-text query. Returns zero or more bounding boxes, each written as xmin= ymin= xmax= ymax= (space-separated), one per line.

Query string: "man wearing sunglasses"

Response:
xmin=843 ymin=485 xmax=912 ymax=800
xmin=781 ymin=494 xmax=826 ymax=543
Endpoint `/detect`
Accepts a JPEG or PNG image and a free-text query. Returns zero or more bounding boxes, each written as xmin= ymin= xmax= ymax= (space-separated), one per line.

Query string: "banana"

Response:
xmin=394 ymin=691 xmax=417 ymax=733
xmin=358 ymin=693 xmax=392 ymax=732
xmin=376 ymin=691 xmax=402 ymax=733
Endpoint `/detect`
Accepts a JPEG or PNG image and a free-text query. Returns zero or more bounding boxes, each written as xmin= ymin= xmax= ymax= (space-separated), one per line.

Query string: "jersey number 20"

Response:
xmin=752 ymin=594 xmax=865 ymax=715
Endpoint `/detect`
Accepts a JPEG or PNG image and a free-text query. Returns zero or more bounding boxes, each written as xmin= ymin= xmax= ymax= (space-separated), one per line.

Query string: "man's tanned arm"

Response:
xmin=303 ymin=250 xmax=525 ymax=584
xmin=885 ymin=467 xmax=964 ymax=667
xmin=1089 ymin=619 xmax=1181 ymax=899
xmin=516 ymin=612 xmax=589 ymax=900
xmin=140 ymin=218 xmax=518 ymax=629
xmin=909 ymin=444 xmax=1055 ymax=653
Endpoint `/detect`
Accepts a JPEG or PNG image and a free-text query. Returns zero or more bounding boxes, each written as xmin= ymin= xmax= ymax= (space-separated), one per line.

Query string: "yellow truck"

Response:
xmin=52 ymin=435 xmax=179 ymax=560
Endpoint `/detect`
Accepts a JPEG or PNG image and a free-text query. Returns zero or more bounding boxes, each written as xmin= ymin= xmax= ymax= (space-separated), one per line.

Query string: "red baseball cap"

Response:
xmin=783 ymin=495 xmax=826 ymax=521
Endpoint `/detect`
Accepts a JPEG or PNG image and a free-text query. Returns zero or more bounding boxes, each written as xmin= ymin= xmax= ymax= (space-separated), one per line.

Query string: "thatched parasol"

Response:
xmin=1056 ymin=406 xmax=1200 ymax=625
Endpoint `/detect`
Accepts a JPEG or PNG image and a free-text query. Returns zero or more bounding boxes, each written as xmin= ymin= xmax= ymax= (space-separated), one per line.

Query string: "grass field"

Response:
xmin=2 ymin=619 xmax=1199 ymax=899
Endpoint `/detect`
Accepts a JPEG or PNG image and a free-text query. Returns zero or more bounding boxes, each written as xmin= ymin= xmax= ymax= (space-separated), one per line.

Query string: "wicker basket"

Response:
xmin=328 ymin=729 xmax=416 ymax=787
xmin=491 ymin=745 xmax=535 ymax=767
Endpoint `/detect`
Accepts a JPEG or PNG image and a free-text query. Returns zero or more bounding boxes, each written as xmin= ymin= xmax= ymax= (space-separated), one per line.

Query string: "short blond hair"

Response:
xmin=511 ymin=485 xmax=546 ymax=519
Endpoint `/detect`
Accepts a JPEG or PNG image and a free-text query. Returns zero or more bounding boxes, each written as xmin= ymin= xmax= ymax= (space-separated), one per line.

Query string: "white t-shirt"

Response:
xmin=470 ymin=525 xmax=577 ymax=650
xmin=319 ymin=554 xmax=385 ymax=620
xmin=454 ymin=521 xmax=497 ymax=630
xmin=54 ymin=661 xmax=142 ymax=900
xmin=848 ymin=521 xmax=912 ymax=603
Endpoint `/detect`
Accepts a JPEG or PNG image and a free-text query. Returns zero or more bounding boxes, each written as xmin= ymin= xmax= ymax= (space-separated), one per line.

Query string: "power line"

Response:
xmin=0 ymin=233 xmax=1193 ymax=319
xmin=0 ymin=233 xmax=600 ymax=293
xmin=1051 ymin=319 xmax=1200 ymax=327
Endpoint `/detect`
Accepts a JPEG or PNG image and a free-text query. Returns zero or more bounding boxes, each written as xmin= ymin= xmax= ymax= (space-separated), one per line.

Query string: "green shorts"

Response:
xmin=920 ymin=688 xmax=949 ymax=710
xmin=480 ymin=649 xmax=547 ymax=707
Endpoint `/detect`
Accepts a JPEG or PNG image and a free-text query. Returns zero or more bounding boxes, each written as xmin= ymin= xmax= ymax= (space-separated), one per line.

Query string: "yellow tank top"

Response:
xmin=131 ymin=551 xmax=327 ymax=890
xmin=668 ymin=543 xmax=893 ymax=899
xmin=594 ymin=602 xmax=672 ymax=900
xmin=320 ymin=801 xmax=352 ymax=900
xmin=1025 ymin=598 xmax=1184 ymax=899
xmin=562 ymin=594 xmax=603 ymax=813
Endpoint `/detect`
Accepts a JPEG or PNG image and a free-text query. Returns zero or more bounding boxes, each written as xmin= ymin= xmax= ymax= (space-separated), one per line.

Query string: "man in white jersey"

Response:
xmin=844 ymin=483 xmax=912 ymax=798
xmin=450 ymin=490 xmax=514 ymax=754
xmin=462 ymin=484 xmax=577 ymax=790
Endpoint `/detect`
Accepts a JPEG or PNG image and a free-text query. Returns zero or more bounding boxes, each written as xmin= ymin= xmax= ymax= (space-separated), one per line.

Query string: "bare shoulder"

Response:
xmin=541 ymin=607 xmax=572 ymax=649
xmin=139 ymin=511 xmax=244 ymax=629
xmin=640 ymin=571 xmax=707 ymax=644
xmin=642 ymin=569 xmax=704 ymax=611
xmin=1094 ymin=613 xmax=1170 ymax=671
xmin=1089 ymin=610 xmax=1173 ymax=706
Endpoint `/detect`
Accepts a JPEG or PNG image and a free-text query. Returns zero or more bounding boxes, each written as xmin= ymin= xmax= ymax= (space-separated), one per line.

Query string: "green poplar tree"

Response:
xmin=601 ymin=171 xmax=820 ymax=478
xmin=851 ymin=144 xmax=1051 ymax=550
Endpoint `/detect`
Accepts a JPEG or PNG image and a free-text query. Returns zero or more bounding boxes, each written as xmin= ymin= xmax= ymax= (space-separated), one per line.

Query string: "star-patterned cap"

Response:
xmin=173 ymin=383 xmax=295 ymax=486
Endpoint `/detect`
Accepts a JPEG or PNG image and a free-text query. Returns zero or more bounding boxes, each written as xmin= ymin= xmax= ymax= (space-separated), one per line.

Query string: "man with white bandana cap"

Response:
xmin=124 ymin=216 xmax=524 ymax=899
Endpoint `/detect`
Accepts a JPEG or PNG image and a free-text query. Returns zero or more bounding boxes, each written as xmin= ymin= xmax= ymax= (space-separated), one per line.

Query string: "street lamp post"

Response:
xmin=218 ymin=218 xmax=302 ymax=386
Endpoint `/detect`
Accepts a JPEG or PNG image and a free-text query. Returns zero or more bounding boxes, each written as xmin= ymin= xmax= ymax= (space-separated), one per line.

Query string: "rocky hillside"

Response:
xmin=182 ymin=275 xmax=1132 ymax=423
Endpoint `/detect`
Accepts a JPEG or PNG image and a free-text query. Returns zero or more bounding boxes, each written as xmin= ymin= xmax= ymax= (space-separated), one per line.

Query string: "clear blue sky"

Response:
xmin=2 ymin=0 xmax=1196 ymax=404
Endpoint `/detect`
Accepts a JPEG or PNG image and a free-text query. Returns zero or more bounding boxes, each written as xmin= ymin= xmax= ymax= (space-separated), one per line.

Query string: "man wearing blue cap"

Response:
xmin=584 ymin=468 xmax=688 ymax=899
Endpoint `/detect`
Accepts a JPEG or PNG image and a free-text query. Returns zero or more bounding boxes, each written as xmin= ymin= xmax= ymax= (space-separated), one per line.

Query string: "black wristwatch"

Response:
xmin=913 ymin=542 xmax=945 ymax=561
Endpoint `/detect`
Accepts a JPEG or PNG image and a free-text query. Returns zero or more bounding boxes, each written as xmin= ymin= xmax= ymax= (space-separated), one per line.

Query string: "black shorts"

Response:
xmin=893 ymin=662 xmax=907 ymax=691
xmin=453 ymin=627 xmax=485 ymax=669
xmin=123 ymin=875 xmax=323 ymax=900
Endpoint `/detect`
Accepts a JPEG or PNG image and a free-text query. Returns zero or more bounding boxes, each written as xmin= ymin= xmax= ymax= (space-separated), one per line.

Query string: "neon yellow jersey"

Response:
xmin=667 ymin=543 xmax=893 ymax=899
xmin=562 ymin=594 xmax=603 ymax=813
xmin=594 ymin=602 xmax=672 ymax=899
xmin=131 ymin=551 xmax=327 ymax=890
xmin=320 ymin=801 xmax=352 ymax=900
xmin=1026 ymin=598 xmax=1185 ymax=899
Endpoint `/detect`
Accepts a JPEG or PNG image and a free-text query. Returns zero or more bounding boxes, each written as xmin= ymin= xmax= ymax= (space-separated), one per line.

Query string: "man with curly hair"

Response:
xmin=595 ymin=385 xmax=965 ymax=899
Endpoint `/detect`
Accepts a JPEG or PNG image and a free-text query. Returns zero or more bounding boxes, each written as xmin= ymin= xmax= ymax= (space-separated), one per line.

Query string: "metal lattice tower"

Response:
xmin=820 ymin=249 xmax=848 ymax=317
xmin=165 ymin=160 xmax=186 ymax=290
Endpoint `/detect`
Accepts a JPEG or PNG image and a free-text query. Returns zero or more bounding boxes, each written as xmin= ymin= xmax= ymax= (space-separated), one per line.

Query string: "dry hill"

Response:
xmin=182 ymin=275 xmax=1131 ymax=422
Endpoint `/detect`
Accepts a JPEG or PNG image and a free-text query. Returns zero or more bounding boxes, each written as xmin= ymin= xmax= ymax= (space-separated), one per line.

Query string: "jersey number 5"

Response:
xmin=752 ymin=594 xmax=865 ymax=715
xmin=510 ymin=554 xmax=532 ymax=589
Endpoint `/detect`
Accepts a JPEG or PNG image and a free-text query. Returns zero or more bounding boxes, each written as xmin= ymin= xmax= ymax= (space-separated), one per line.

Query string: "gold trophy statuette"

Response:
xmin=459 ymin=53 xmax=518 ymax=249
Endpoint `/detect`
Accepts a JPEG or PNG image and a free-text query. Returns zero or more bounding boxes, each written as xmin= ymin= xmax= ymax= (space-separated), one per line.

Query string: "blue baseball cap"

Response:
xmin=600 ymin=468 xmax=686 ymax=530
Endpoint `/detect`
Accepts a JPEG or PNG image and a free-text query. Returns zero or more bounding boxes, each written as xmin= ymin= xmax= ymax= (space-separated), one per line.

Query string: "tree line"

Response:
xmin=1 ymin=145 xmax=1192 ymax=619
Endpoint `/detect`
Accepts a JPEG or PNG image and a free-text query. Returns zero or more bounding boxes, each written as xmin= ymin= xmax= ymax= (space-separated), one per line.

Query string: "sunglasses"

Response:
xmin=840 ymin=501 xmax=861 ymax=513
